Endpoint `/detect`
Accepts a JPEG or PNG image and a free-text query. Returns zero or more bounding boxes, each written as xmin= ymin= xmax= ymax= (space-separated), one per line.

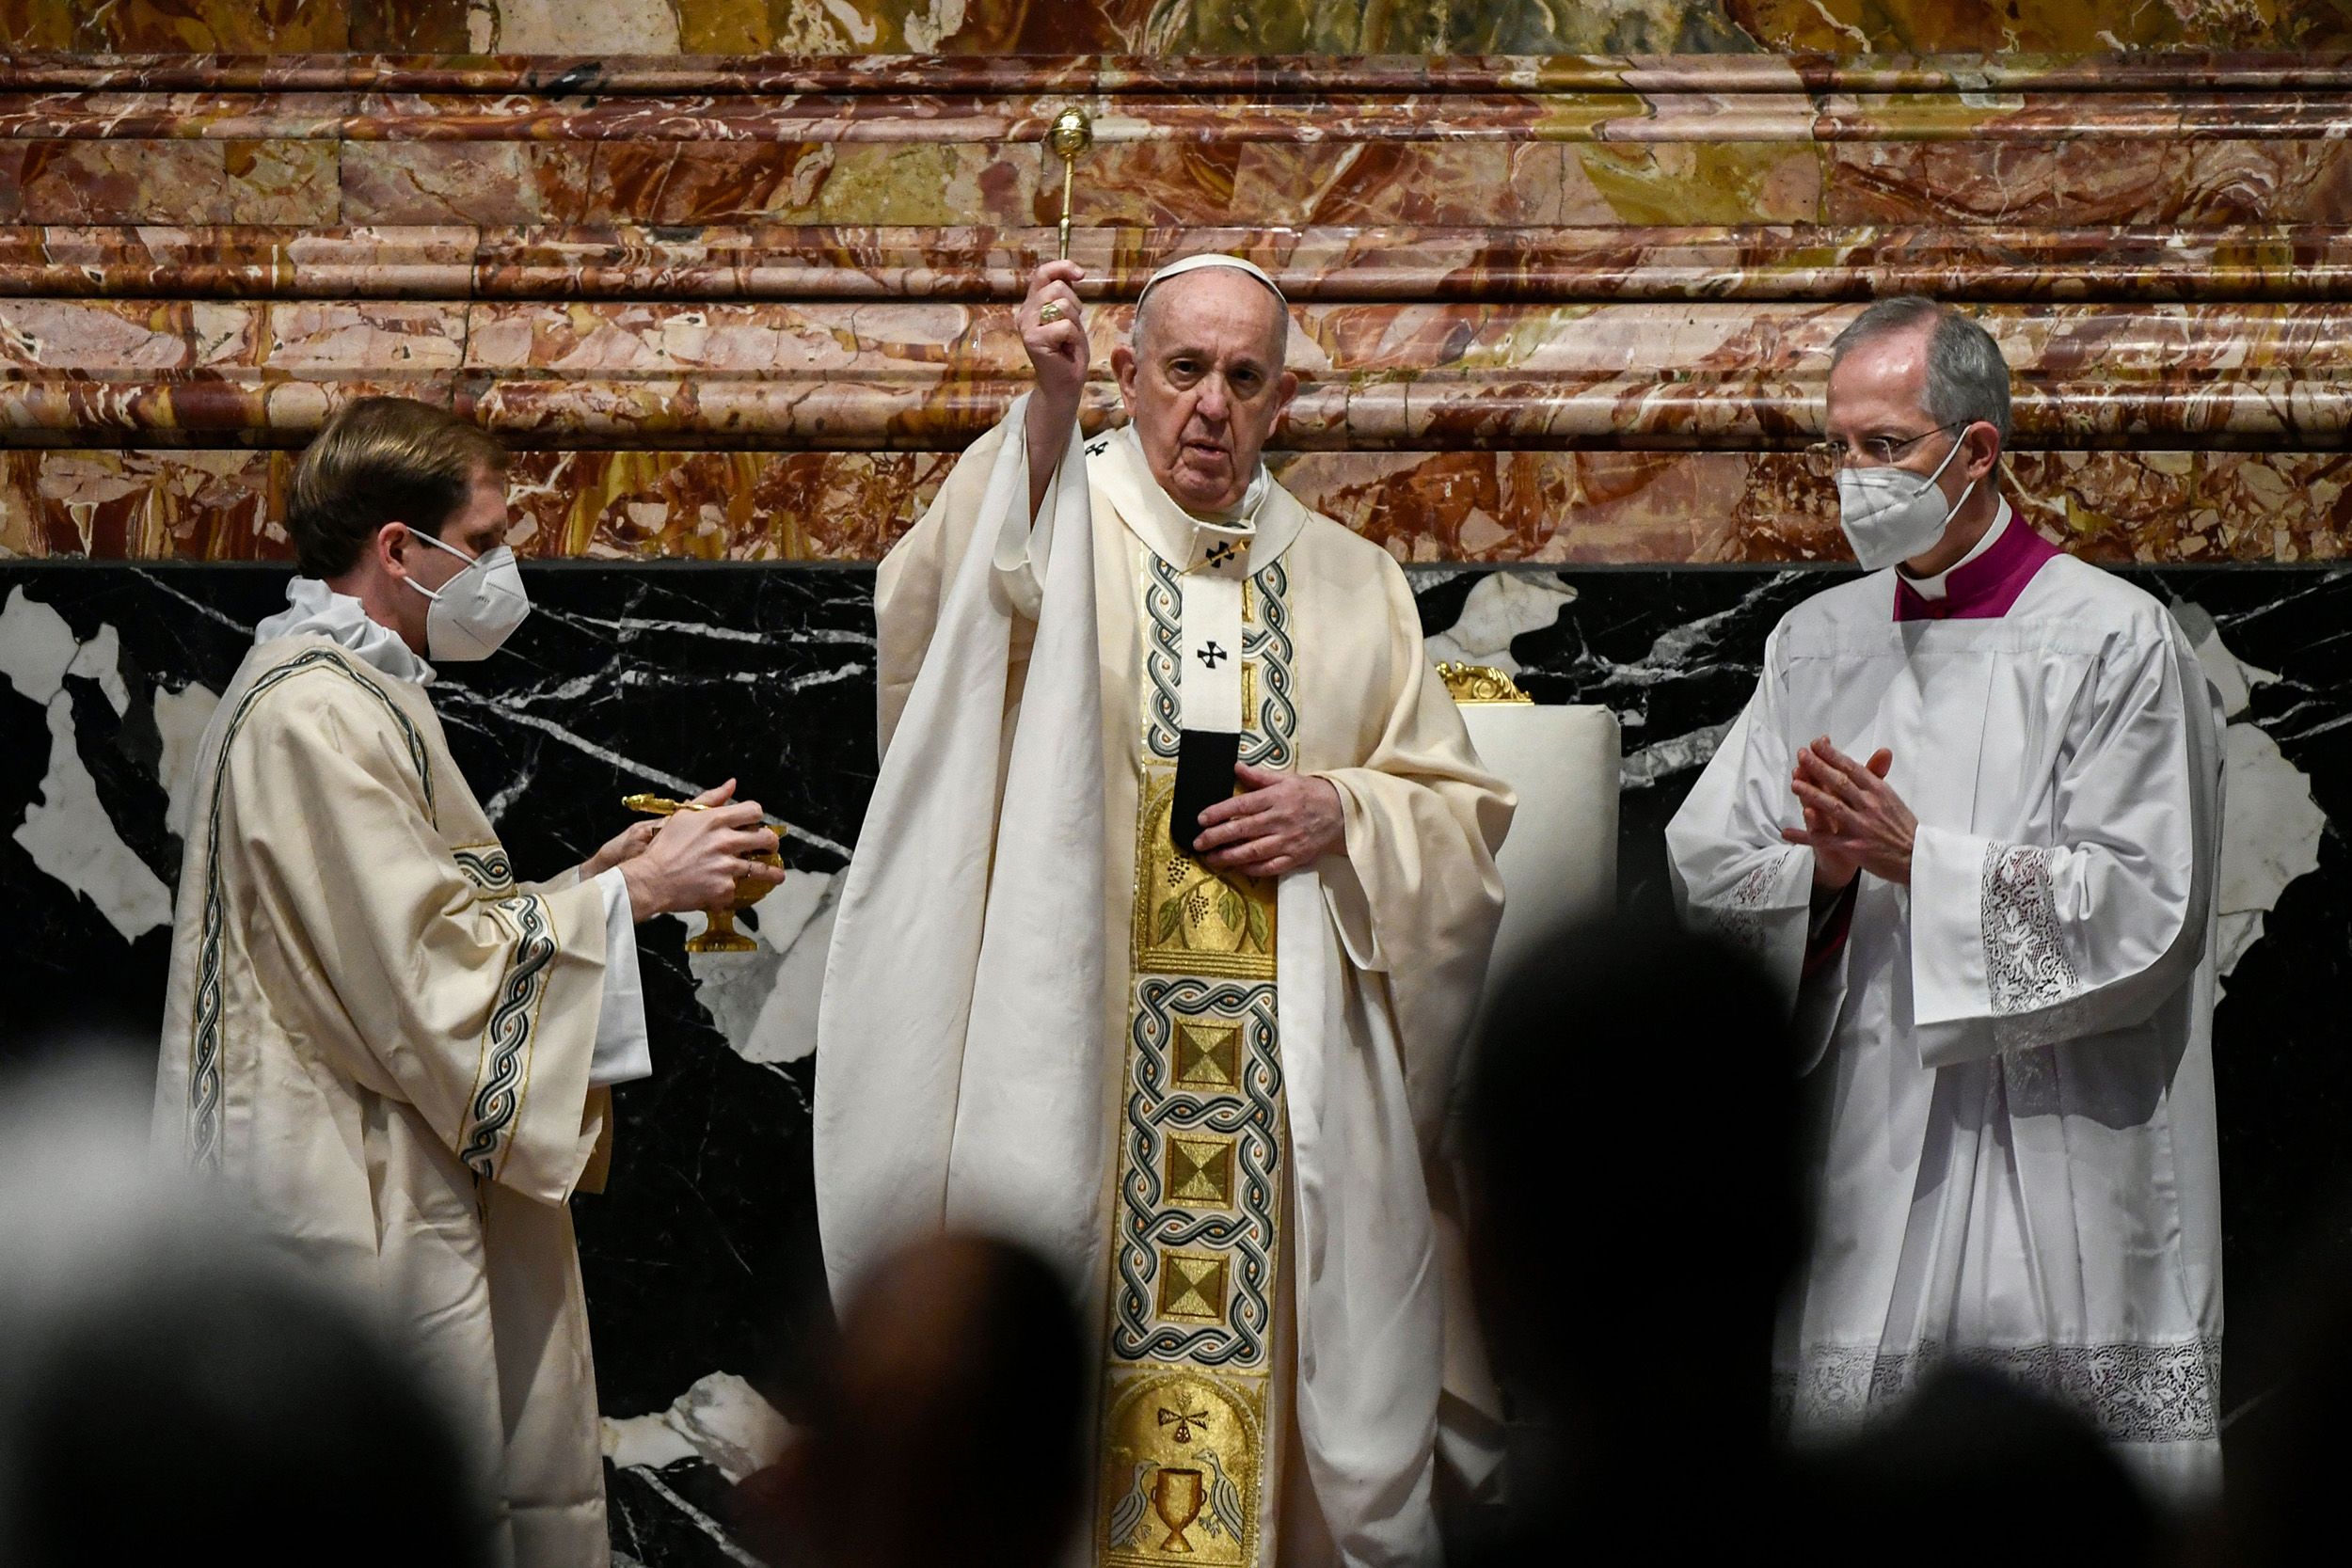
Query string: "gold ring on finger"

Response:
xmin=1037 ymin=300 xmax=1065 ymax=323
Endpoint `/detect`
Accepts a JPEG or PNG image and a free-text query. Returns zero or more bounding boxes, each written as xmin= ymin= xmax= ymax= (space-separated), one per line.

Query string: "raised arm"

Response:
xmin=1020 ymin=259 xmax=1089 ymax=519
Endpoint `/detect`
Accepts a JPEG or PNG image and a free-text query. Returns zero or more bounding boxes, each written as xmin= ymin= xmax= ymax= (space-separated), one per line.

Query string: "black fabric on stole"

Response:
xmin=1171 ymin=729 xmax=1243 ymax=854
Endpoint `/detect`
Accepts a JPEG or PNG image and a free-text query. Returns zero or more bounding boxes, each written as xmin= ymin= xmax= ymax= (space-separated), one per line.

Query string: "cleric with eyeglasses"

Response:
xmin=1666 ymin=296 xmax=2226 ymax=1501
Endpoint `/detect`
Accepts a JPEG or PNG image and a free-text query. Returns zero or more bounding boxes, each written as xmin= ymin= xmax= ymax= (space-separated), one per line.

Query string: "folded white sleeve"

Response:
xmin=588 ymin=865 xmax=653 ymax=1086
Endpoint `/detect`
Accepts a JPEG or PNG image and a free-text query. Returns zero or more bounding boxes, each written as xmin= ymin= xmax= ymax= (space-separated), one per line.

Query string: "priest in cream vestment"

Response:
xmin=1666 ymin=300 xmax=2225 ymax=1500
xmin=153 ymin=398 xmax=781 ymax=1568
xmin=818 ymin=256 xmax=1513 ymax=1565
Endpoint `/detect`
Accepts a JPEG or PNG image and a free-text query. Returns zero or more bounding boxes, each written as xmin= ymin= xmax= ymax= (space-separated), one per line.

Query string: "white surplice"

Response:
xmin=154 ymin=579 xmax=649 ymax=1568
xmin=818 ymin=403 xmax=1511 ymax=1566
xmin=1665 ymin=517 xmax=2226 ymax=1500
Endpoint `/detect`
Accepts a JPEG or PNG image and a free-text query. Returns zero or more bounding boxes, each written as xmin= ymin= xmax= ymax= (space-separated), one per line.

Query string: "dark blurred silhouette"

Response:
xmin=0 ymin=1257 xmax=491 ymax=1567
xmin=736 ymin=1233 xmax=1088 ymax=1568
xmin=0 ymin=1055 xmax=488 ymax=1566
xmin=1457 ymin=915 xmax=1808 ymax=1557
xmin=1455 ymin=917 xmax=2162 ymax=1564
xmin=2222 ymin=1184 xmax=2352 ymax=1568
xmin=1794 ymin=1364 xmax=2156 ymax=1566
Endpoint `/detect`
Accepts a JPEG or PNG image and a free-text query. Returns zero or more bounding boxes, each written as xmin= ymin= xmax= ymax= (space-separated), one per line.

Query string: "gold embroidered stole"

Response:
xmin=1096 ymin=550 xmax=1295 ymax=1567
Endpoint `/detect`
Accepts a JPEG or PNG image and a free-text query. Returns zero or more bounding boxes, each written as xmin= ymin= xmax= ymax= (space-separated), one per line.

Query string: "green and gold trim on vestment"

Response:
xmin=453 ymin=889 xmax=558 ymax=1180
xmin=1098 ymin=558 xmax=1295 ymax=1568
xmin=186 ymin=646 xmax=433 ymax=1170
xmin=450 ymin=840 xmax=555 ymax=1180
xmin=452 ymin=844 xmax=516 ymax=895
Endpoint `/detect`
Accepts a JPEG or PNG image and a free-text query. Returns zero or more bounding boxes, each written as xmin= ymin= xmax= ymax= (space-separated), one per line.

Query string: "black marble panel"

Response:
xmin=0 ymin=563 xmax=857 ymax=1566
xmin=1 ymin=560 xmax=2345 ymax=1563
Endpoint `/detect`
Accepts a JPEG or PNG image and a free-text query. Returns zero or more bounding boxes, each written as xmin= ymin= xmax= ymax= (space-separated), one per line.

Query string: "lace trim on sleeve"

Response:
xmin=1980 ymin=842 xmax=2087 ymax=1051
xmin=1714 ymin=850 xmax=1794 ymax=959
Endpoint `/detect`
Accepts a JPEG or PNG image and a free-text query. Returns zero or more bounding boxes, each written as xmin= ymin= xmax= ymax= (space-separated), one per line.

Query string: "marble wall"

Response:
xmin=3 ymin=4 xmax=2349 ymax=1563
xmin=3 ymin=0 xmax=2349 ymax=54
xmin=3 ymin=51 xmax=2350 ymax=564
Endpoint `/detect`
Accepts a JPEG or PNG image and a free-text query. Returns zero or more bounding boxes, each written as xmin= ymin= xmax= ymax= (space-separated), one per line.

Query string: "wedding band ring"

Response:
xmin=1038 ymin=300 xmax=1065 ymax=323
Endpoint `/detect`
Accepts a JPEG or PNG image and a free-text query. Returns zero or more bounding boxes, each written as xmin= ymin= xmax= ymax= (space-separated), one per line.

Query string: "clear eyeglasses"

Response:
xmin=1800 ymin=423 xmax=1960 ymax=480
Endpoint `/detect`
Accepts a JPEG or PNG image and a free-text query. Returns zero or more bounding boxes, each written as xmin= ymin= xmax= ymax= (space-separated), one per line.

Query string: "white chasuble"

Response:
xmin=820 ymin=407 xmax=1513 ymax=1567
xmin=1665 ymin=520 xmax=2226 ymax=1500
xmin=155 ymin=633 xmax=622 ymax=1568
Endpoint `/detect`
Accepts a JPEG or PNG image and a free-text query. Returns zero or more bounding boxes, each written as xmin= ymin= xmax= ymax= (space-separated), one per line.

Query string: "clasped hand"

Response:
xmin=1193 ymin=762 xmax=1346 ymax=879
xmin=1780 ymin=737 xmax=1917 ymax=889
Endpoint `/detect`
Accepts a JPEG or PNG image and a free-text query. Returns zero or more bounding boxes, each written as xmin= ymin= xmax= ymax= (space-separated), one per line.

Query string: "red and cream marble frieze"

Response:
xmin=7 ymin=224 xmax=2352 ymax=305
xmin=2 ymin=0 xmax=2346 ymax=57
xmin=7 ymin=445 xmax=2344 ymax=567
xmin=0 ymin=40 xmax=2344 ymax=565
xmin=2 ymin=299 xmax=2345 ymax=451
xmin=70 ymin=295 xmax=2352 ymax=384
xmin=6 ymin=130 xmax=2348 ymax=231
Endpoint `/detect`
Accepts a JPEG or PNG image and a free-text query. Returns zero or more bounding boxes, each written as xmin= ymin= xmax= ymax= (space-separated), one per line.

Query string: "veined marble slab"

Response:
xmin=0 ymin=555 xmax=2344 ymax=1567
xmin=6 ymin=444 xmax=2349 ymax=566
xmin=8 ymin=222 xmax=2352 ymax=304
xmin=1 ymin=300 xmax=2347 ymax=461
xmin=1 ymin=2 xmax=2348 ymax=58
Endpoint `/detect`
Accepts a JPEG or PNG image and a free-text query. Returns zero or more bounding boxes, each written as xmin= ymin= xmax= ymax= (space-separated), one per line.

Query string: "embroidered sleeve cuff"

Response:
xmin=452 ymin=879 xmax=610 ymax=1204
xmin=1912 ymin=829 xmax=2090 ymax=1067
xmin=1706 ymin=845 xmax=1813 ymax=1000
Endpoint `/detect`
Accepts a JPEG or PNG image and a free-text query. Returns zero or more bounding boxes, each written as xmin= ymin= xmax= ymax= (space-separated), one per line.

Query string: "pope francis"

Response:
xmin=818 ymin=256 xmax=1514 ymax=1566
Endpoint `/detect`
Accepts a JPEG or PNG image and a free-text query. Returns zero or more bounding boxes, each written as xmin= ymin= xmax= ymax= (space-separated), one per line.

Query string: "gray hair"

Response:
xmin=1830 ymin=296 xmax=2013 ymax=446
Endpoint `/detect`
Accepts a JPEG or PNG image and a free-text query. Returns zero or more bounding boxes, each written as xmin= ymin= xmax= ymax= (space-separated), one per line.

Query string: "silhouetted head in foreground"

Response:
xmin=2222 ymin=1182 xmax=2352 ymax=1568
xmin=738 ymin=1233 xmax=1088 ymax=1568
xmin=1460 ymin=917 xmax=1806 ymax=1545
xmin=0 ymin=1257 xmax=488 ymax=1567
xmin=0 ymin=1057 xmax=485 ymax=1566
xmin=1797 ymin=1365 xmax=2154 ymax=1567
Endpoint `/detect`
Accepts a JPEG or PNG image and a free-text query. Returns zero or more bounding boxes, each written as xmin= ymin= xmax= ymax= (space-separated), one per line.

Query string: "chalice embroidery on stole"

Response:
xmin=1100 ymin=556 xmax=1295 ymax=1566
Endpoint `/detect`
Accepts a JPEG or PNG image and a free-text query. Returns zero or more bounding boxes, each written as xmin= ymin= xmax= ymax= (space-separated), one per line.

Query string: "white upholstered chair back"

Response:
xmin=1451 ymin=688 xmax=1620 ymax=987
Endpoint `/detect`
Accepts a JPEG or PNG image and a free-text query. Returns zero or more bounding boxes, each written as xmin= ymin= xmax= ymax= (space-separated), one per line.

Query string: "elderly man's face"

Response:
xmin=1823 ymin=321 xmax=1984 ymax=510
xmin=1112 ymin=269 xmax=1297 ymax=515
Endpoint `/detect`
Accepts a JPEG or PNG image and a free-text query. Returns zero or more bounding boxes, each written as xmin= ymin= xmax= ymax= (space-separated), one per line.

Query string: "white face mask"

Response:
xmin=402 ymin=528 xmax=531 ymax=661
xmin=1834 ymin=431 xmax=1977 ymax=572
